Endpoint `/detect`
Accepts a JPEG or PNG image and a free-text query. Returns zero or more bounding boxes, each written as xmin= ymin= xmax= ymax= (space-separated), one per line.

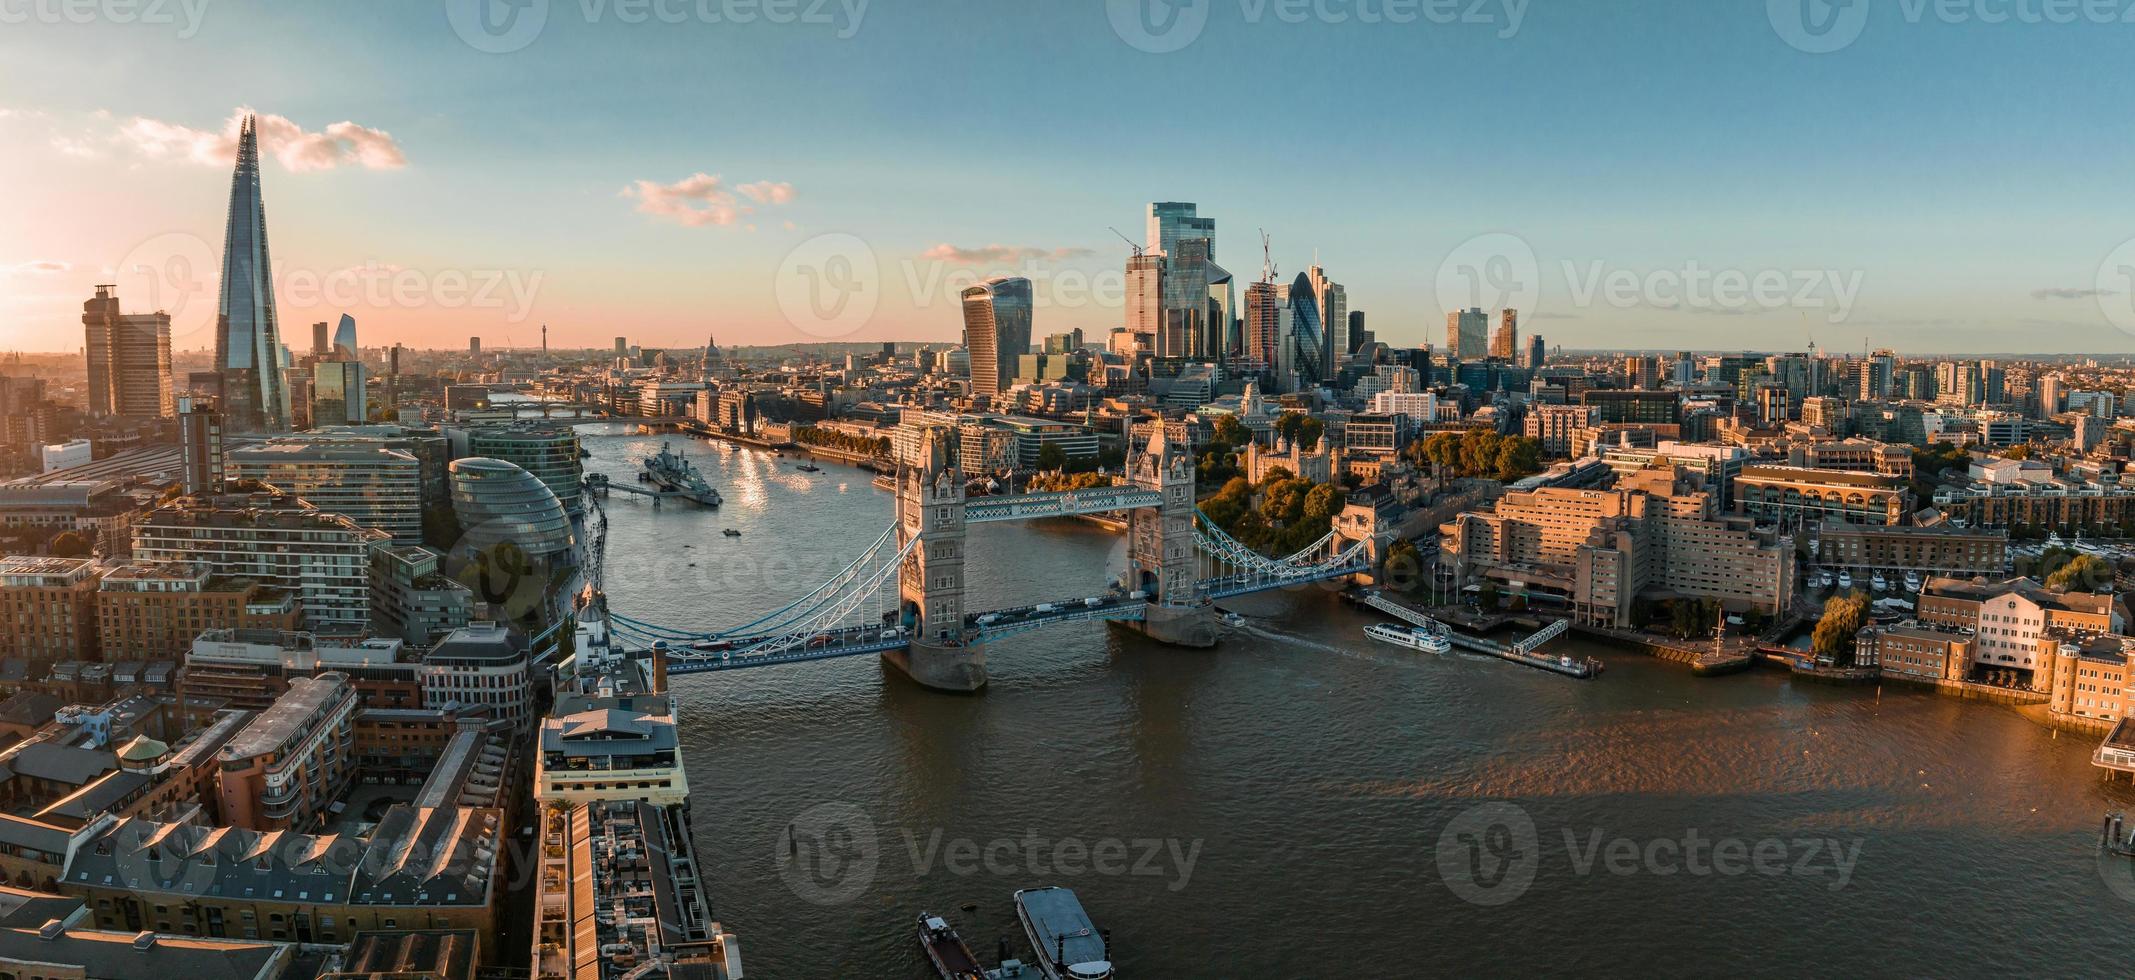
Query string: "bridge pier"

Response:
xmin=1115 ymin=601 xmax=1220 ymax=648
xmin=882 ymin=637 xmax=988 ymax=692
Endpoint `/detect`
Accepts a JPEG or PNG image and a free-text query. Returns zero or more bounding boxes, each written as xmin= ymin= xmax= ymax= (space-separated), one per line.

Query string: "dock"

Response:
xmin=1358 ymin=591 xmax=1599 ymax=679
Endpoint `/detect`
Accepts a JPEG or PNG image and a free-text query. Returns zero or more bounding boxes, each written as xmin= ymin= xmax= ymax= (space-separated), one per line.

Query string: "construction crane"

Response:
xmin=1259 ymin=228 xmax=1277 ymax=284
xmin=1108 ymin=226 xmax=1144 ymax=257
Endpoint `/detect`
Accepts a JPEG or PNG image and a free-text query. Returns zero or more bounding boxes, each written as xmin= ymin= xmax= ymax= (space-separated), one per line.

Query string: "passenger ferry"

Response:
xmin=919 ymin=912 xmax=986 ymax=980
xmin=1015 ymin=887 xmax=1112 ymax=980
xmin=1363 ymin=622 xmax=1453 ymax=655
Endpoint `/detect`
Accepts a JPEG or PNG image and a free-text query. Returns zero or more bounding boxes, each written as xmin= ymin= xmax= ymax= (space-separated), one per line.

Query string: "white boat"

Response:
xmin=1220 ymin=611 xmax=1246 ymax=628
xmin=1871 ymin=571 xmax=1888 ymax=592
xmin=1816 ymin=570 xmax=1834 ymax=589
xmin=1903 ymin=571 xmax=1922 ymax=593
xmin=1837 ymin=571 xmax=1853 ymax=590
xmin=1015 ymin=887 xmax=1112 ymax=980
xmin=1364 ymin=622 xmax=1453 ymax=655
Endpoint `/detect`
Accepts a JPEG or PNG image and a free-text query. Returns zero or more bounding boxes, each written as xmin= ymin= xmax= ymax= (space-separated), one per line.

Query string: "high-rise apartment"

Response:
xmin=82 ymin=285 xmax=174 ymax=418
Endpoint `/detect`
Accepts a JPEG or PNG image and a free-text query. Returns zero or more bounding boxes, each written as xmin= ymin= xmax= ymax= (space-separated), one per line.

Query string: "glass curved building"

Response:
xmin=960 ymin=276 xmax=1032 ymax=399
xmin=449 ymin=457 xmax=574 ymax=561
xmin=214 ymin=115 xmax=290 ymax=431
xmin=466 ymin=425 xmax=584 ymax=516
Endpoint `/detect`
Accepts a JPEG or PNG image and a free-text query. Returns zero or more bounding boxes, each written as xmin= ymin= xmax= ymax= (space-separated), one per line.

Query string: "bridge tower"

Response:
xmin=1122 ymin=424 xmax=1218 ymax=647
xmin=884 ymin=427 xmax=987 ymax=691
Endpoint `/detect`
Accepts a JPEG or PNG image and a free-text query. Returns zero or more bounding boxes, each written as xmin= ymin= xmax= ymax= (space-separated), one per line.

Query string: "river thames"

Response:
xmin=581 ymin=426 xmax=2135 ymax=977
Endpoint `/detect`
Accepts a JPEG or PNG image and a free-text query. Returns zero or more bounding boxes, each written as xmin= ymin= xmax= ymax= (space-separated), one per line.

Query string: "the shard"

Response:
xmin=214 ymin=115 xmax=289 ymax=430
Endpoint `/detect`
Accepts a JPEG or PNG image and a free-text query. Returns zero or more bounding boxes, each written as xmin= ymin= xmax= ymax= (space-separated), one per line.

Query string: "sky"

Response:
xmin=4 ymin=0 xmax=2135 ymax=355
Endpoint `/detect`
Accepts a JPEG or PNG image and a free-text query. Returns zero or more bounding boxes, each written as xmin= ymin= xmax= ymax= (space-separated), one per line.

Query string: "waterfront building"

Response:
xmin=1442 ymin=467 xmax=1794 ymax=627
xmin=536 ymin=689 xmax=686 ymax=806
xmin=184 ymin=628 xmax=419 ymax=710
xmin=1916 ymin=576 xmax=2122 ymax=688
xmin=133 ymin=490 xmax=389 ymax=633
xmin=1733 ymin=465 xmax=1913 ymax=529
xmin=213 ymin=116 xmax=290 ymax=431
xmin=94 ymin=559 xmax=299 ymax=660
xmin=227 ymin=441 xmax=423 ymax=544
xmin=0 ymin=557 xmax=100 ymax=666
xmin=464 ymin=424 xmax=585 ymax=516
xmin=216 ymin=671 xmax=359 ymax=831
xmin=81 ymin=285 xmax=174 ymax=419
xmin=449 ymin=458 xmax=574 ymax=562
xmin=961 ymin=276 xmax=1034 ymax=401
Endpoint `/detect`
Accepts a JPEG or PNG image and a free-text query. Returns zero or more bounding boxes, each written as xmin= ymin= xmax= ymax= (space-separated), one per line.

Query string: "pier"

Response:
xmin=1358 ymin=590 xmax=1599 ymax=679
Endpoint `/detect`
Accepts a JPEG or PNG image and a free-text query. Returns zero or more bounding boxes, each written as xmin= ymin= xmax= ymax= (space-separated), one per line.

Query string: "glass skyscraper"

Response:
xmin=1284 ymin=271 xmax=1325 ymax=387
xmin=333 ymin=313 xmax=358 ymax=360
xmin=960 ymin=276 xmax=1033 ymax=400
xmin=214 ymin=115 xmax=290 ymax=431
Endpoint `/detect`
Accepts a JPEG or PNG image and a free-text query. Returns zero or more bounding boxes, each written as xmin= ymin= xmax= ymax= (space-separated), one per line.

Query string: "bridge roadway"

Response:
xmin=658 ymin=593 xmax=1153 ymax=674
xmin=964 ymin=486 xmax=1164 ymax=523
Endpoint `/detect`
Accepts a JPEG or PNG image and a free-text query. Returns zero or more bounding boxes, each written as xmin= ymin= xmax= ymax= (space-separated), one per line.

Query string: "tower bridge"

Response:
xmin=605 ymin=426 xmax=1381 ymax=691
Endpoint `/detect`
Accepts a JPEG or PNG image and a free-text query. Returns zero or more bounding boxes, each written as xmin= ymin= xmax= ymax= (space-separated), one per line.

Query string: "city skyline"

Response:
xmin=5 ymin=3 xmax=2135 ymax=354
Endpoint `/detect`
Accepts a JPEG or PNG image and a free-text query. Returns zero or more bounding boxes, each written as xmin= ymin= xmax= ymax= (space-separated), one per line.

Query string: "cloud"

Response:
xmin=118 ymin=107 xmax=406 ymax=171
xmin=921 ymin=243 xmax=1095 ymax=265
xmin=623 ymin=172 xmax=795 ymax=228
xmin=2031 ymin=286 xmax=2116 ymax=301
xmin=4 ymin=260 xmax=71 ymax=277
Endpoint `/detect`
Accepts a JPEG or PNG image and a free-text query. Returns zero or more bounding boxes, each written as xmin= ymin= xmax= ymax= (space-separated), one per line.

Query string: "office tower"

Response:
xmin=1673 ymin=351 xmax=1697 ymax=387
xmin=1348 ymin=310 xmax=1370 ymax=354
xmin=1243 ymin=280 xmax=1282 ymax=368
xmin=1526 ymin=334 xmax=1547 ymax=370
xmin=470 ymin=337 xmax=483 ymax=355
xmin=1283 ymin=271 xmax=1326 ymax=386
xmin=1146 ymin=202 xmax=1214 ymax=258
xmin=1306 ymin=264 xmax=1345 ymax=369
xmin=1126 ymin=252 xmax=1164 ymax=351
xmin=1861 ymin=349 xmax=1895 ymax=400
xmin=467 ymin=424 xmax=585 ymax=517
xmin=81 ymin=285 xmax=174 ymax=418
xmin=1490 ymin=309 xmax=1518 ymax=360
xmin=1162 ymin=240 xmax=1223 ymax=359
xmin=312 ymin=321 xmax=331 ymax=355
xmin=333 ymin=313 xmax=357 ymax=359
xmin=2038 ymin=374 xmax=2066 ymax=417
xmin=449 ymin=458 xmax=575 ymax=562
xmin=214 ymin=115 xmax=289 ymax=431
xmin=178 ymin=397 xmax=225 ymax=496
xmin=1445 ymin=307 xmax=1488 ymax=361
xmin=312 ymin=360 xmax=369 ymax=427
xmin=960 ymin=276 xmax=1033 ymax=399
xmin=614 ymin=337 xmax=628 ymax=356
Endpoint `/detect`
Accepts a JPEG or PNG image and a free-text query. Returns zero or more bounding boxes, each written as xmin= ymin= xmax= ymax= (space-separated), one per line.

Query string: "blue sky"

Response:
xmin=4 ymin=0 xmax=2134 ymax=353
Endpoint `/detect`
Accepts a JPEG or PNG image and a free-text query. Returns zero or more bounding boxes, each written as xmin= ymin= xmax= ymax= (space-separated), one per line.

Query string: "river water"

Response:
xmin=579 ymin=425 xmax=2135 ymax=978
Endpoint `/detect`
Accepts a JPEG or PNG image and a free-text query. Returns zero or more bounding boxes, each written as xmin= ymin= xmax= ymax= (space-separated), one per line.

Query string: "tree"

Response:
xmin=47 ymin=531 xmax=90 ymax=559
xmin=1212 ymin=414 xmax=1251 ymax=447
xmin=1302 ymin=482 xmax=1343 ymax=525
xmin=2003 ymin=444 xmax=2031 ymax=460
xmin=1493 ymin=437 xmax=1543 ymax=482
xmin=1297 ymin=417 xmax=1325 ymax=453
xmin=2047 ymin=553 xmax=2112 ymax=592
xmin=1035 ymin=443 xmax=1068 ymax=471
xmin=1811 ymin=591 xmax=1871 ymax=660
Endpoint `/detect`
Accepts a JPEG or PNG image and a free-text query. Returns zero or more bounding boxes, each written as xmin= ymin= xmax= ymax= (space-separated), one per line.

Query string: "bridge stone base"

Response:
xmin=882 ymin=638 xmax=988 ymax=692
xmin=1113 ymin=602 xmax=1220 ymax=649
